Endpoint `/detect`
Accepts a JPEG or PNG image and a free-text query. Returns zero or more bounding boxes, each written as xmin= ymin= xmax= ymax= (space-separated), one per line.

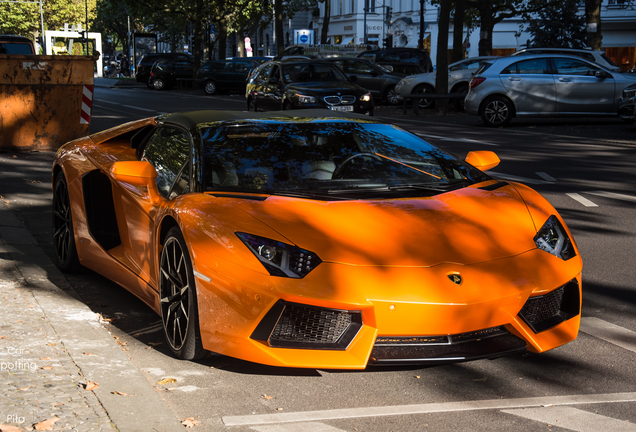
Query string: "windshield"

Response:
xmin=200 ymin=122 xmax=489 ymax=198
xmin=282 ymin=63 xmax=348 ymax=83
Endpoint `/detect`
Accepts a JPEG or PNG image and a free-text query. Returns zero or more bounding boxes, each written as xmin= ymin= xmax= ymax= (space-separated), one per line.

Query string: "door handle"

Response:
xmin=559 ymin=77 xmax=571 ymax=82
xmin=508 ymin=77 xmax=521 ymax=81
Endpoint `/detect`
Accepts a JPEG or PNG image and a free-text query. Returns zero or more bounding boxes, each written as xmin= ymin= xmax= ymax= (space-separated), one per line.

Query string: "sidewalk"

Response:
xmin=0 ymin=154 xmax=185 ymax=432
xmin=93 ymin=78 xmax=145 ymax=89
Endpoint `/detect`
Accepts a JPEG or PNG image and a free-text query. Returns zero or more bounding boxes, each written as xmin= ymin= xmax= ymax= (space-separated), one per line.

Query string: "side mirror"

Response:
xmin=595 ymin=70 xmax=609 ymax=79
xmin=465 ymin=150 xmax=500 ymax=171
xmin=110 ymin=161 xmax=161 ymax=201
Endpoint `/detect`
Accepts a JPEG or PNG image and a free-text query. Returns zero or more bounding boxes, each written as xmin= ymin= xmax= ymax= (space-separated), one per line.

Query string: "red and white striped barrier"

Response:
xmin=80 ymin=85 xmax=93 ymax=125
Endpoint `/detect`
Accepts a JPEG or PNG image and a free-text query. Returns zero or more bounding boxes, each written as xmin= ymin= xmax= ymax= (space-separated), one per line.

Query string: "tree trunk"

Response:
xmin=275 ymin=0 xmax=284 ymax=54
xmin=217 ymin=19 xmax=228 ymax=60
xmin=321 ymin=0 xmax=331 ymax=44
xmin=452 ymin=0 xmax=465 ymax=63
xmin=435 ymin=0 xmax=451 ymax=114
xmin=585 ymin=0 xmax=602 ymax=50
xmin=192 ymin=0 xmax=204 ymax=77
xmin=237 ymin=29 xmax=245 ymax=57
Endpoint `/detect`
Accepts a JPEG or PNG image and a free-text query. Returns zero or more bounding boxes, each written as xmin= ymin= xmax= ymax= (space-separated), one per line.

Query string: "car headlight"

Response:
xmin=623 ymin=88 xmax=636 ymax=99
xmin=533 ymin=215 xmax=576 ymax=261
xmin=295 ymin=93 xmax=316 ymax=104
xmin=236 ymin=232 xmax=322 ymax=278
xmin=360 ymin=92 xmax=372 ymax=103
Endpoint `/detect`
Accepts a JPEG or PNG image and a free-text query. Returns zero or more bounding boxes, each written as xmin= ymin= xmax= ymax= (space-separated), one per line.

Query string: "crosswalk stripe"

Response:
xmin=250 ymin=422 xmax=346 ymax=432
xmin=222 ymin=392 xmax=636 ymax=426
xmin=580 ymin=317 xmax=636 ymax=354
xmin=566 ymin=193 xmax=598 ymax=207
xmin=502 ymin=406 xmax=636 ymax=431
xmin=586 ymin=191 xmax=636 ymax=203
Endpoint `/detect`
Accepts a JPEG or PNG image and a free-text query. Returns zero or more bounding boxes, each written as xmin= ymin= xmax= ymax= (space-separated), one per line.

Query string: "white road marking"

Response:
xmin=415 ymin=133 xmax=498 ymax=146
xmin=222 ymin=392 xmax=636 ymax=426
xmin=536 ymin=172 xmax=556 ymax=182
xmin=502 ymin=406 xmax=636 ymax=432
xmin=250 ymin=422 xmax=346 ymax=432
xmin=566 ymin=193 xmax=598 ymax=207
xmin=580 ymin=317 xmax=636 ymax=354
xmin=488 ymin=171 xmax=551 ymax=185
xmin=586 ymin=191 xmax=636 ymax=203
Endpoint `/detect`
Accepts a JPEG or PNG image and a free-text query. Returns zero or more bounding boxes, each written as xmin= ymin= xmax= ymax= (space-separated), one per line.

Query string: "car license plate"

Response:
xmin=329 ymin=105 xmax=353 ymax=112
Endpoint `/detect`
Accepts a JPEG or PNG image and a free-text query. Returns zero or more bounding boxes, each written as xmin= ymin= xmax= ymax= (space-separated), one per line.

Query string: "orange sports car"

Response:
xmin=52 ymin=110 xmax=582 ymax=369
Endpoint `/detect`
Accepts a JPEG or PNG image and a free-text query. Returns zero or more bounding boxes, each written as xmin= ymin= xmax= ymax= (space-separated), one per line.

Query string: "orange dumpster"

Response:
xmin=0 ymin=54 xmax=98 ymax=152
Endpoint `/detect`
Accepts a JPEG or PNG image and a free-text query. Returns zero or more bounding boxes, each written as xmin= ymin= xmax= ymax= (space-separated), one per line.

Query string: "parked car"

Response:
xmin=52 ymin=109 xmax=583 ymax=367
xmin=357 ymin=48 xmax=433 ymax=75
xmin=395 ymin=56 xmax=499 ymax=109
xmin=196 ymin=58 xmax=263 ymax=95
xmin=464 ymin=54 xmax=636 ymax=126
xmin=136 ymin=53 xmax=194 ymax=87
xmin=510 ymin=47 xmax=620 ymax=72
xmin=148 ymin=57 xmax=195 ymax=90
xmin=323 ymin=57 xmax=405 ymax=105
xmin=246 ymin=60 xmax=374 ymax=115
xmin=618 ymin=82 xmax=636 ymax=123
xmin=0 ymin=35 xmax=35 ymax=54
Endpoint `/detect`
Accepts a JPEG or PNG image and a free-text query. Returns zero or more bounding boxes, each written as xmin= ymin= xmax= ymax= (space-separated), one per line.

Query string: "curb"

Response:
xmin=0 ymin=200 xmax=185 ymax=431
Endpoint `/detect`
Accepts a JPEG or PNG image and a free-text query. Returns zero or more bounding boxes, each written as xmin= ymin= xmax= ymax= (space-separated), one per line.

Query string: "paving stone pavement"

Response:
xmin=0 ymin=238 xmax=114 ymax=431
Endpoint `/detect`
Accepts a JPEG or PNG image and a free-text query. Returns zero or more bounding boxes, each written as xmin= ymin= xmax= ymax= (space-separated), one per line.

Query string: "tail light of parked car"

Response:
xmin=469 ymin=77 xmax=486 ymax=89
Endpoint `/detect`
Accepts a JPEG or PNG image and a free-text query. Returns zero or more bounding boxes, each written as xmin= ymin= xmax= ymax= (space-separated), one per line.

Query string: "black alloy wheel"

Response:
xmin=159 ymin=227 xmax=205 ymax=360
xmin=481 ymin=96 xmax=514 ymax=127
xmin=52 ymin=171 xmax=81 ymax=272
xmin=204 ymin=80 xmax=218 ymax=95
xmin=152 ymin=78 xmax=165 ymax=90
xmin=413 ymin=84 xmax=434 ymax=109
xmin=384 ymin=86 xmax=401 ymax=105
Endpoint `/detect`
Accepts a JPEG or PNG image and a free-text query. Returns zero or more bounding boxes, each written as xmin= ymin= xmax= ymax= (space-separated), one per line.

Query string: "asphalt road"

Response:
xmin=6 ymin=85 xmax=636 ymax=431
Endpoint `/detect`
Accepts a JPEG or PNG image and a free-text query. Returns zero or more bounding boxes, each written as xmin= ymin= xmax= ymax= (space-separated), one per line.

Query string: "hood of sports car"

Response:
xmin=237 ymin=184 xmax=539 ymax=267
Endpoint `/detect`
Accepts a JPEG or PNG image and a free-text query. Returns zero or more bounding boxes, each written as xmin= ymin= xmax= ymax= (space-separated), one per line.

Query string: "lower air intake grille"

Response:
xmin=251 ymin=300 xmax=363 ymax=350
xmin=518 ymin=279 xmax=580 ymax=333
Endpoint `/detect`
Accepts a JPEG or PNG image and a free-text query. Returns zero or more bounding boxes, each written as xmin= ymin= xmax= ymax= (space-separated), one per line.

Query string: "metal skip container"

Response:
xmin=0 ymin=54 xmax=98 ymax=151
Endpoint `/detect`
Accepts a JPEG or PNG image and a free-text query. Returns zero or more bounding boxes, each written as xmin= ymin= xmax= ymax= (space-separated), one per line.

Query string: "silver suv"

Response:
xmin=510 ymin=48 xmax=619 ymax=72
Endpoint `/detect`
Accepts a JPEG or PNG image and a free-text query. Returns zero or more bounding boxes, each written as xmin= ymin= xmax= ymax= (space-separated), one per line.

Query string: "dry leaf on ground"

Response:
xmin=0 ymin=424 xmax=24 ymax=432
xmin=156 ymin=377 xmax=177 ymax=386
xmin=83 ymin=352 xmax=95 ymax=356
xmin=261 ymin=394 xmax=273 ymax=400
xmin=40 ymin=366 xmax=53 ymax=370
xmin=46 ymin=342 xmax=56 ymax=346
xmin=116 ymin=340 xmax=127 ymax=346
xmin=181 ymin=418 xmax=200 ymax=428
xmin=111 ymin=391 xmax=128 ymax=396
xmin=84 ymin=381 xmax=99 ymax=391
xmin=40 ymin=357 xmax=51 ymax=361
xmin=34 ymin=417 xmax=59 ymax=431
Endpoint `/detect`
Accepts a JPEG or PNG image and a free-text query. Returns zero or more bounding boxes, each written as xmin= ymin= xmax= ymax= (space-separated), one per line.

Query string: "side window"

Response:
xmin=142 ymin=127 xmax=191 ymax=199
xmin=348 ymin=60 xmax=373 ymax=74
xmin=502 ymin=59 xmax=548 ymax=74
xmin=236 ymin=62 xmax=250 ymax=73
xmin=253 ymin=63 xmax=273 ymax=84
xmin=554 ymin=58 xmax=597 ymax=76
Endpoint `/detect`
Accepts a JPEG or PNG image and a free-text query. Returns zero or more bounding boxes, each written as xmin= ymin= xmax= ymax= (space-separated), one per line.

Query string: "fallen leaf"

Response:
xmin=0 ymin=336 xmax=6 ymax=339
xmin=83 ymin=352 xmax=95 ymax=356
xmin=46 ymin=342 xmax=56 ymax=346
xmin=156 ymin=377 xmax=177 ymax=386
xmin=19 ymin=386 xmax=35 ymax=391
xmin=415 ymin=376 xmax=420 ymax=379
xmin=0 ymin=424 xmax=24 ymax=432
xmin=40 ymin=357 xmax=52 ymax=361
xmin=41 ymin=366 xmax=53 ymax=370
xmin=116 ymin=341 xmax=127 ymax=346
xmin=181 ymin=417 xmax=199 ymax=428
xmin=276 ymin=408 xmax=283 ymax=411
xmin=84 ymin=381 xmax=99 ymax=391
xmin=51 ymin=402 xmax=63 ymax=407
xmin=261 ymin=394 xmax=273 ymax=400
xmin=34 ymin=417 xmax=59 ymax=431
xmin=111 ymin=391 xmax=128 ymax=396
xmin=148 ymin=342 xmax=163 ymax=346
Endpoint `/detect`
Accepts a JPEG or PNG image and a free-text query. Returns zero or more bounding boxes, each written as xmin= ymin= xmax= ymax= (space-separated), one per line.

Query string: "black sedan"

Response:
xmin=149 ymin=57 xmax=195 ymax=90
xmin=245 ymin=60 xmax=374 ymax=115
xmin=195 ymin=58 xmax=263 ymax=95
xmin=324 ymin=57 xmax=405 ymax=105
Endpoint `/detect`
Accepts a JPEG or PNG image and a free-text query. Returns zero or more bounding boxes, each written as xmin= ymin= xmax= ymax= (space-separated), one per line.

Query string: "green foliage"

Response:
xmin=525 ymin=0 xmax=586 ymax=48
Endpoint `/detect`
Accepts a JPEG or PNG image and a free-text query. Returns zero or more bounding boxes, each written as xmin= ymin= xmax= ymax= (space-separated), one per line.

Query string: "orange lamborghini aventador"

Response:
xmin=52 ymin=109 xmax=583 ymax=368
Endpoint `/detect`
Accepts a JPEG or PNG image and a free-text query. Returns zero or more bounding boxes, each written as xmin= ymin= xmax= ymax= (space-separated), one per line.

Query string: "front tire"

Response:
xmin=52 ymin=171 xmax=81 ymax=272
xmin=412 ymin=84 xmax=434 ymax=109
xmin=204 ymin=80 xmax=218 ymax=95
xmin=481 ymin=96 xmax=514 ymax=127
xmin=159 ymin=227 xmax=206 ymax=360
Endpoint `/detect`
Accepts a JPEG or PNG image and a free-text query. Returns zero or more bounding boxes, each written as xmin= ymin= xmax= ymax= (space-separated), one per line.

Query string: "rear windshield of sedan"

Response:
xmin=282 ymin=63 xmax=347 ymax=83
xmin=199 ymin=122 xmax=489 ymax=194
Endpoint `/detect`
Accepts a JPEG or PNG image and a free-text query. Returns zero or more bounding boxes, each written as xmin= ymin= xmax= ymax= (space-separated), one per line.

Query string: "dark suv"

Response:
xmin=136 ymin=53 xmax=194 ymax=87
xmin=195 ymin=58 xmax=263 ymax=95
xmin=0 ymin=35 xmax=35 ymax=54
xmin=246 ymin=60 xmax=374 ymax=115
xmin=148 ymin=57 xmax=195 ymax=90
xmin=357 ymin=48 xmax=433 ymax=75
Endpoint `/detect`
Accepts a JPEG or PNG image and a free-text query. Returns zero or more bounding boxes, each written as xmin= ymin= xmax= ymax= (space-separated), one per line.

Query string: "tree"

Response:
xmin=320 ymin=0 xmax=330 ymax=44
xmin=526 ymin=0 xmax=586 ymax=48
xmin=435 ymin=0 xmax=451 ymax=114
